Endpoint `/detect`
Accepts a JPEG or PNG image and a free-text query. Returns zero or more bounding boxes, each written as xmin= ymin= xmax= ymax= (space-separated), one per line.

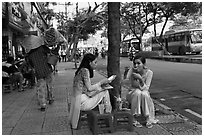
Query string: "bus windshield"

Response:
xmin=191 ymin=30 xmax=202 ymax=43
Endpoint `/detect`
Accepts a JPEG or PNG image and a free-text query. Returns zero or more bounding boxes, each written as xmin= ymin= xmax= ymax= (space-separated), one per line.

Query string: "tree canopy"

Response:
xmin=44 ymin=2 xmax=201 ymax=55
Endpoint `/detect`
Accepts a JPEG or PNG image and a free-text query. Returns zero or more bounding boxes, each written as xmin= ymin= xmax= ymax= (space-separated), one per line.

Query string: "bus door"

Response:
xmin=164 ymin=38 xmax=168 ymax=51
xmin=185 ymin=33 xmax=191 ymax=52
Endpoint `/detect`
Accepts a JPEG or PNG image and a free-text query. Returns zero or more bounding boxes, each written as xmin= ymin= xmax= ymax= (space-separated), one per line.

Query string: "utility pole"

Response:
xmin=139 ymin=3 xmax=142 ymax=51
xmin=65 ymin=2 xmax=68 ymax=20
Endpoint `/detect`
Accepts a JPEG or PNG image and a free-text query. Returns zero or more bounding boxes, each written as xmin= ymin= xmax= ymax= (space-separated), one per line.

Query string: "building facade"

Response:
xmin=2 ymin=2 xmax=48 ymax=61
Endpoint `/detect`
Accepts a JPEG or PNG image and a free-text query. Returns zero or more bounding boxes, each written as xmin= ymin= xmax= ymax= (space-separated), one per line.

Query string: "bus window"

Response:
xmin=180 ymin=34 xmax=185 ymax=41
xmin=168 ymin=35 xmax=173 ymax=42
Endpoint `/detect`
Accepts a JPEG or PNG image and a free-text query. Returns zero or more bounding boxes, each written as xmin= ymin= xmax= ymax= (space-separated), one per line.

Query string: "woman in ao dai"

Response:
xmin=69 ymin=53 xmax=112 ymax=129
xmin=124 ymin=55 xmax=158 ymax=128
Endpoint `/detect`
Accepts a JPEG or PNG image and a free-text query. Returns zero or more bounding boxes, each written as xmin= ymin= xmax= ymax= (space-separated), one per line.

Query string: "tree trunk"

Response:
xmin=107 ymin=2 xmax=121 ymax=110
xmin=71 ymin=35 xmax=79 ymax=69
xmin=159 ymin=17 xmax=171 ymax=55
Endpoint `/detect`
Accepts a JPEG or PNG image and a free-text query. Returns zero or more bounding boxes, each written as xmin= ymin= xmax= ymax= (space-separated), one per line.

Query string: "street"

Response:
xmin=2 ymin=61 xmax=202 ymax=135
xmin=96 ymin=56 xmax=202 ymax=125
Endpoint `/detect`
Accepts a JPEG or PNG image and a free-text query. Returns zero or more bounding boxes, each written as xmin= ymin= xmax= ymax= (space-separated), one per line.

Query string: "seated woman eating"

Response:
xmin=123 ymin=55 xmax=158 ymax=128
xmin=69 ymin=53 xmax=113 ymax=129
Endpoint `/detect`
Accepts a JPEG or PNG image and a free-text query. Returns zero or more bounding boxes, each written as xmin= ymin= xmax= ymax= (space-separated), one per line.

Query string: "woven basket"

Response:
xmin=44 ymin=28 xmax=58 ymax=46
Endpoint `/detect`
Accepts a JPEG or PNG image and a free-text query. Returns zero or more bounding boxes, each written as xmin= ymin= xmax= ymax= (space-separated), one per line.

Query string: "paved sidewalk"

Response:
xmin=2 ymin=62 xmax=202 ymax=135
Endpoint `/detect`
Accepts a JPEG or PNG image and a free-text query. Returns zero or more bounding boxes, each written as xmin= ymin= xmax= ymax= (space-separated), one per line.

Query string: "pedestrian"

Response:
xmin=94 ymin=48 xmax=99 ymax=57
xmin=101 ymin=47 xmax=106 ymax=59
xmin=58 ymin=49 xmax=62 ymax=62
xmin=122 ymin=55 xmax=159 ymax=128
xmin=61 ymin=49 xmax=66 ymax=62
xmin=27 ymin=44 xmax=55 ymax=111
xmin=69 ymin=53 xmax=113 ymax=129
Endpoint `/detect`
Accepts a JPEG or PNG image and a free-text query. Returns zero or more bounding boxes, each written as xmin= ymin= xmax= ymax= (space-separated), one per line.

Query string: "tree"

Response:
xmin=55 ymin=2 xmax=103 ymax=68
xmin=107 ymin=2 xmax=121 ymax=110
xmin=40 ymin=2 xmax=57 ymax=27
xmin=170 ymin=12 xmax=202 ymax=30
xmin=121 ymin=2 xmax=155 ymax=51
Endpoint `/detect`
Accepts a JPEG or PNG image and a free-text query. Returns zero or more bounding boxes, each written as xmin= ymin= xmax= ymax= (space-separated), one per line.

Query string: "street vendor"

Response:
xmin=25 ymin=27 xmax=63 ymax=111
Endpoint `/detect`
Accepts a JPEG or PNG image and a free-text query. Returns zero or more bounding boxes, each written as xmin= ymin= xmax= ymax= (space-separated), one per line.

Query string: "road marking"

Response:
xmin=185 ymin=109 xmax=202 ymax=119
xmin=158 ymin=103 xmax=171 ymax=110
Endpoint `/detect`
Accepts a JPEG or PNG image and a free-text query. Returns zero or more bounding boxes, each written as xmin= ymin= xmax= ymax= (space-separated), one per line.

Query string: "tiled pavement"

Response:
xmin=2 ymin=62 xmax=202 ymax=135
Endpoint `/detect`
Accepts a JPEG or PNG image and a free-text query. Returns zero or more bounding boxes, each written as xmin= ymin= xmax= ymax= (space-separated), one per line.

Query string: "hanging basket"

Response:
xmin=48 ymin=54 xmax=58 ymax=66
xmin=44 ymin=28 xmax=58 ymax=46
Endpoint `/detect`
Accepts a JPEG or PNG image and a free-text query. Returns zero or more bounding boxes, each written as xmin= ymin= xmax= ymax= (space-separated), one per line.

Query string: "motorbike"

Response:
xmin=128 ymin=50 xmax=139 ymax=61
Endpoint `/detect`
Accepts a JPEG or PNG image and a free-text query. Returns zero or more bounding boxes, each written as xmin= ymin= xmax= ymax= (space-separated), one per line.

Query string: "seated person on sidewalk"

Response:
xmin=2 ymin=56 xmax=24 ymax=92
xmin=69 ymin=53 xmax=113 ymax=129
xmin=122 ymin=55 xmax=158 ymax=128
xmin=18 ymin=56 xmax=36 ymax=88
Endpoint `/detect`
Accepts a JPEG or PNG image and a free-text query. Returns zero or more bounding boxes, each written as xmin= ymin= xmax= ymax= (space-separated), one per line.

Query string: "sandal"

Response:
xmin=150 ymin=119 xmax=159 ymax=124
xmin=146 ymin=122 xmax=153 ymax=128
xmin=133 ymin=121 xmax=143 ymax=128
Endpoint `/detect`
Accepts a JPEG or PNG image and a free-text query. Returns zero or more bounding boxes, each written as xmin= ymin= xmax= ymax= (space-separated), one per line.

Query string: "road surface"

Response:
xmin=96 ymin=57 xmax=202 ymax=125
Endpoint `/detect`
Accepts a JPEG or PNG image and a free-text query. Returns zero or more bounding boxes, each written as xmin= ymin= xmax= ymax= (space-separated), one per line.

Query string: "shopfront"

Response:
xmin=2 ymin=2 xmax=30 ymax=61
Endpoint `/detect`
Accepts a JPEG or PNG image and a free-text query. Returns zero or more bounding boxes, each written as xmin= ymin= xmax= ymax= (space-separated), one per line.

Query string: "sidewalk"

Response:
xmin=2 ymin=62 xmax=202 ymax=135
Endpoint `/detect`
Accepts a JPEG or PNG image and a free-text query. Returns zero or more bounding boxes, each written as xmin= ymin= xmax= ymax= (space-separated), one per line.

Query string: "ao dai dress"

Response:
xmin=69 ymin=68 xmax=112 ymax=129
xmin=125 ymin=67 xmax=156 ymax=123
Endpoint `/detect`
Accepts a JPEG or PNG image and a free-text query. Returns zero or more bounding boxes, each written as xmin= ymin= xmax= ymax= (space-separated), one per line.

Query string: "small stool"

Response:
xmin=88 ymin=111 xmax=114 ymax=134
xmin=113 ymin=110 xmax=133 ymax=132
xmin=2 ymin=84 xmax=13 ymax=93
xmin=77 ymin=110 xmax=91 ymax=129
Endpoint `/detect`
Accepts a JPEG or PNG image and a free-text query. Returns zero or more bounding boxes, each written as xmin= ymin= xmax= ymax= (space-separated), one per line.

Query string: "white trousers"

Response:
xmin=80 ymin=90 xmax=112 ymax=113
xmin=126 ymin=89 xmax=155 ymax=121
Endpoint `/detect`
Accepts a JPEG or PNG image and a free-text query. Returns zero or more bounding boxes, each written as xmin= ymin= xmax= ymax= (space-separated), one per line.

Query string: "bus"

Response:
xmin=151 ymin=29 xmax=202 ymax=55
xmin=121 ymin=38 xmax=140 ymax=57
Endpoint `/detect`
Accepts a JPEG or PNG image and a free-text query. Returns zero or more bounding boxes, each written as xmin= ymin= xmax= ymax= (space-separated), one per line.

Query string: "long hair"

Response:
xmin=75 ymin=53 xmax=97 ymax=78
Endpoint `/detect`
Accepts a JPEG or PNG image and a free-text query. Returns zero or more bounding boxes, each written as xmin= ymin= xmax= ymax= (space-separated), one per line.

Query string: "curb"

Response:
xmin=149 ymin=56 xmax=202 ymax=64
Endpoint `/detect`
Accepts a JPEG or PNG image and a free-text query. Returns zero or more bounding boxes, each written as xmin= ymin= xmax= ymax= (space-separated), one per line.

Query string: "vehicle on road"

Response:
xmin=150 ymin=29 xmax=202 ymax=55
xmin=121 ymin=38 xmax=140 ymax=60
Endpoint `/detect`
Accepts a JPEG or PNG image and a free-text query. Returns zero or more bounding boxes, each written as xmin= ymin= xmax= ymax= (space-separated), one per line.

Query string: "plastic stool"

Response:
xmin=77 ymin=110 xmax=91 ymax=129
xmin=113 ymin=110 xmax=133 ymax=132
xmin=88 ymin=111 xmax=114 ymax=134
xmin=2 ymin=84 xmax=13 ymax=93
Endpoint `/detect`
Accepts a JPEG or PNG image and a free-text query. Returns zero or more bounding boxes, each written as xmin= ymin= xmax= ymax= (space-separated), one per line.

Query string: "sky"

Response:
xmin=51 ymin=2 xmax=99 ymax=28
xmin=51 ymin=2 xmax=98 ymax=13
